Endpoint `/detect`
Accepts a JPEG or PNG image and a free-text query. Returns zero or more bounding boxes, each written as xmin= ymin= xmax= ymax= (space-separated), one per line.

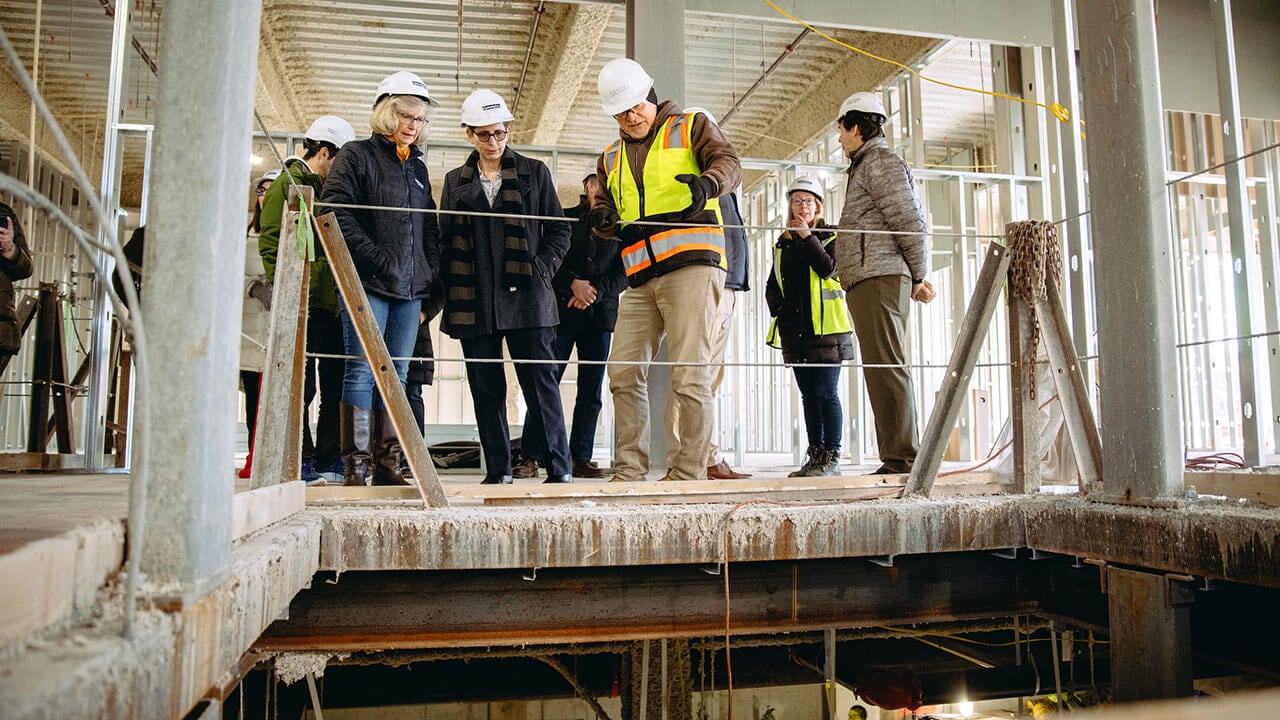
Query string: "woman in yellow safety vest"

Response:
xmin=765 ymin=176 xmax=854 ymax=476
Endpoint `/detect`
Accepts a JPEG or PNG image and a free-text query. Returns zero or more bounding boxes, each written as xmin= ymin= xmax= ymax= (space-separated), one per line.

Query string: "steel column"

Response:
xmin=1106 ymin=567 xmax=1194 ymax=701
xmin=1209 ymin=0 xmax=1262 ymax=466
xmin=627 ymin=0 xmax=685 ymax=104
xmin=140 ymin=0 xmax=263 ymax=593
xmin=1076 ymin=0 xmax=1183 ymax=501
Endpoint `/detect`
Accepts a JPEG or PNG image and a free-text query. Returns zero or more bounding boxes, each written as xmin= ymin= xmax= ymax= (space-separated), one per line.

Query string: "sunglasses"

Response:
xmin=473 ymin=129 xmax=509 ymax=143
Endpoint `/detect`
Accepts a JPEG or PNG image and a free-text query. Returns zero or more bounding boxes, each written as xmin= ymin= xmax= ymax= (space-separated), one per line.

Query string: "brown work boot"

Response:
xmin=707 ymin=459 xmax=752 ymax=479
xmin=512 ymin=457 xmax=540 ymax=479
xmin=572 ymin=459 xmax=611 ymax=478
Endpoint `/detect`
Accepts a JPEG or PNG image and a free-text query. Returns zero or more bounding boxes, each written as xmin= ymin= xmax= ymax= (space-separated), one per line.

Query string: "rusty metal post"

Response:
xmin=1106 ymin=567 xmax=1194 ymax=701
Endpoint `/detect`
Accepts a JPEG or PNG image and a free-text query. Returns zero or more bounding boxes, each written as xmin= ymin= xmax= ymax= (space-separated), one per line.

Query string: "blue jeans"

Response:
xmin=521 ymin=323 xmax=612 ymax=462
xmin=792 ymin=364 xmax=843 ymax=449
xmin=338 ymin=293 xmax=421 ymax=409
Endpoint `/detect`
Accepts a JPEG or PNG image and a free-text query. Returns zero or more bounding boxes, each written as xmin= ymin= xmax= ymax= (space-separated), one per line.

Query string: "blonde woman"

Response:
xmin=320 ymin=71 xmax=441 ymax=486
xmin=765 ymin=176 xmax=854 ymax=476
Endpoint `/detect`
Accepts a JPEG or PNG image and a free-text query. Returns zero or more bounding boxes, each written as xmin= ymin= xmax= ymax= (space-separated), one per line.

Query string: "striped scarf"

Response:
xmin=444 ymin=150 xmax=531 ymax=334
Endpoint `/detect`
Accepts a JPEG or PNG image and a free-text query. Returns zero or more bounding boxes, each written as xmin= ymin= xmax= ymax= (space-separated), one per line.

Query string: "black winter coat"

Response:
xmin=553 ymin=196 xmax=626 ymax=332
xmin=320 ymin=134 xmax=440 ymax=301
xmin=765 ymin=222 xmax=854 ymax=365
xmin=0 ymin=203 xmax=35 ymax=356
xmin=439 ymin=150 xmax=570 ymax=337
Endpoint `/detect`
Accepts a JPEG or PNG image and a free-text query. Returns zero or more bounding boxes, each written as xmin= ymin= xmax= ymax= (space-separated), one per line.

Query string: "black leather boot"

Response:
xmin=372 ymin=409 xmax=410 ymax=486
xmin=341 ymin=403 xmax=373 ymax=486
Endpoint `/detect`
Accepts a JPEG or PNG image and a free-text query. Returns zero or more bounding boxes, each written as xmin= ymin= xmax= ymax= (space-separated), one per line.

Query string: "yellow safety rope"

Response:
xmin=762 ymin=0 xmax=1072 ymax=125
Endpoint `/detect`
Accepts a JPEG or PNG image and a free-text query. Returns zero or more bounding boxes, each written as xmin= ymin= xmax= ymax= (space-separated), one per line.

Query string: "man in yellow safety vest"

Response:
xmin=586 ymin=57 xmax=742 ymax=482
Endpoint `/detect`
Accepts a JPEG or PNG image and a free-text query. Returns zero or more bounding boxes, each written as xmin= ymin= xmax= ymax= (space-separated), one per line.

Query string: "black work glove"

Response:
xmin=585 ymin=206 xmax=620 ymax=235
xmin=674 ymin=173 xmax=718 ymax=215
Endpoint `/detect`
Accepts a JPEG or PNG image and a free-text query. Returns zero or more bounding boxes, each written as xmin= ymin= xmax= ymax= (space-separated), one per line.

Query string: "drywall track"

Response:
xmin=0 ymin=515 xmax=321 ymax=720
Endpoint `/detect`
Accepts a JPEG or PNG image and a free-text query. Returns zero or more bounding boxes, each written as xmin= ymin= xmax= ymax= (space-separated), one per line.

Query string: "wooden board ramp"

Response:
xmin=306 ymin=471 xmax=1009 ymax=506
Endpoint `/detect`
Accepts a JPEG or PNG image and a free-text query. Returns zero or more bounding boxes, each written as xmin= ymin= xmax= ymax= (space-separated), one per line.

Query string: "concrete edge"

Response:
xmin=0 ymin=514 xmax=321 ymax=720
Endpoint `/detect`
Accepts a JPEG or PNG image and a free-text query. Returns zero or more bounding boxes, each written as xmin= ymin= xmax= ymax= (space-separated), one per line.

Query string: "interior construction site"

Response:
xmin=1 ymin=0 xmax=1279 ymax=718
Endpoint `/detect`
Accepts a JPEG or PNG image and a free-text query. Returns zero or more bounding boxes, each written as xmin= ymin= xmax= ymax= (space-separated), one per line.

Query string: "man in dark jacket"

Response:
xmin=515 ymin=173 xmax=625 ymax=479
xmin=0 ymin=204 xmax=35 ymax=358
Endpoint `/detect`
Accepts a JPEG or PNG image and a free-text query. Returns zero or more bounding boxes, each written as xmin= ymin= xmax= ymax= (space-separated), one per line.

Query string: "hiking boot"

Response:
xmin=788 ymin=446 xmax=823 ymax=477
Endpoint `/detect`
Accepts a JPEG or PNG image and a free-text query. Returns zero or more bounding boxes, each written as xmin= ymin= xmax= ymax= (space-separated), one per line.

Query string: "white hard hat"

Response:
xmin=787 ymin=175 xmax=824 ymax=203
xmin=255 ymin=169 xmax=280 ymax=187
xmin=460 ymin=89 xmax=515 ymax=127
xmin=838 ymin=92 xmax=886 ymax=124
xmin=374 ymin=70 xmax=436 ymax=107
xmin=597 ymin=58 xmax=654 ymax=116
xmin=305 ymin=115 xmax=356 ymax=148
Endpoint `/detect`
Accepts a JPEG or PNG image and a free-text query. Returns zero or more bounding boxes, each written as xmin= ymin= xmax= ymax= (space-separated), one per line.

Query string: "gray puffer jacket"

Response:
xmin=834 ymin=136 xmax=929 ymax=291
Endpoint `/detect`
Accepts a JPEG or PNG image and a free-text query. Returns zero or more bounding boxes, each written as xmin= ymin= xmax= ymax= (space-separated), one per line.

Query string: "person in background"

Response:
xmin=405 ymin=290 xmax=445 ymax=435
xmin=588 ymin=58 xmax=741 ymax=483
xmin=833 ymin=91 xmax=935 ymax=475
xmin=259 ymin=114 xmax=355 ymax=484
xmin=321 ymin=72 xmax=440 ymax=486
xmin=238 ymin=169 xmax=278 ymax=480
xmin=439 ymin=89 xmax=572 ymax=485
xmin=666 ymin=105 xmax=752 ymax=480
xmin=0 ymin=203 xmax=35 ymax=360
xmin=765 ymin=175 xmax=853 ymax=477
xmin=514 ymin=172 xmax=624 ymax=480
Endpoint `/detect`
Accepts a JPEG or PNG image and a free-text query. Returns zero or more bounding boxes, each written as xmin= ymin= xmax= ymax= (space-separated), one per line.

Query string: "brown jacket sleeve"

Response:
xmin=688 ymin=112 xmax=741 ymax=197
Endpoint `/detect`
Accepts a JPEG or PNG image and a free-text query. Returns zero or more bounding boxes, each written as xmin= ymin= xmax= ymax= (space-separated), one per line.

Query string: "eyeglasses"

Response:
xmin=255 ymin=186 xmax=269 ymax=197
xmin=473 ymin=129 xmax=509 ymax=143
xmin=396 ymin=111 xmax=428 ymax=127
xmin=612 ymin=103 xmax=646 ymax=121
xmin=790 ymin=196 xmax=818 ymax=207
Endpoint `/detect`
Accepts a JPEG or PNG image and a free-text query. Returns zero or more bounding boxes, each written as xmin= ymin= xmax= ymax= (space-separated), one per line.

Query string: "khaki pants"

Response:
xmin=847 ymin=275 xmax=918 ymax=471
xmin=667 ymin=288 xmax=736 ymax=467
xmin=609 ymin=264 xmax=724 ymax=481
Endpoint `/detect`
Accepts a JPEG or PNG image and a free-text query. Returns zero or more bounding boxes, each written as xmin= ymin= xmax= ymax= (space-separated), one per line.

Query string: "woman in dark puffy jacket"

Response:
xmin=0 ymin=203 xmax=35 ymax=359
xmin=765 ymin=176 xmax=854 ymax=477
xmin=320 ymin=71 xmax=440 ymax=486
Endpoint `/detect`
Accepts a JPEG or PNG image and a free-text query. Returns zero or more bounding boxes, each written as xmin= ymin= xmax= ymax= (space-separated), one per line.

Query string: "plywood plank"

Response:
xmin=232 ymin=481 xmax=305 ymax=540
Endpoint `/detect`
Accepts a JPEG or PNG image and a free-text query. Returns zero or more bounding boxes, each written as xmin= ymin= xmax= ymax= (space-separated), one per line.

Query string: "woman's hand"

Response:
xmin=787 ymin=215 xmax=811 ymax=239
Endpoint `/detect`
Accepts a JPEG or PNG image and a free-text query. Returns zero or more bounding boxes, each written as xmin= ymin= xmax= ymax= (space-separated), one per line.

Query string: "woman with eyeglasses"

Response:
xmin=320 ymin=71 xmax=441 ymax=486
xmin=765 ymin=176 xmax=854 ymax=477
xmin=439 ymin=89 xmax=572 ymax=485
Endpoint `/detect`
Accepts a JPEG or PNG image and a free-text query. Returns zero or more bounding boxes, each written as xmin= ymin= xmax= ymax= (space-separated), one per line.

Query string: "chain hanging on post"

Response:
xmin=1007 ymin=220 xmax=1061 ymax=400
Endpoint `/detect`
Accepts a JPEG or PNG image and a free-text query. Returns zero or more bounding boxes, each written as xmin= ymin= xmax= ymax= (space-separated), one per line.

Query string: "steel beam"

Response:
xmin=256 ymin=554 xmax=1033 ymax=651
xmin=1106 ymin=567 xmax=1193 ymax=701
xmin=1076 ymin=0 xmax=1183 ymax=502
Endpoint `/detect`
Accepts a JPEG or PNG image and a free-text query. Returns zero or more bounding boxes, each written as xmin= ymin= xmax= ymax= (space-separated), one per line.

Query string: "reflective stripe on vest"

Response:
xmin=766 ymin=234 xmax=852 ymax=349
xmin=602 ymin=113 xmax=725 ymax=277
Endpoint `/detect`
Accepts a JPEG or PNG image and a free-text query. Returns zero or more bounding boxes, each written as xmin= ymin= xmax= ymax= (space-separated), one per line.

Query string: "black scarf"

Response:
xmin=444 ymin=150 xmax=532 ymax=333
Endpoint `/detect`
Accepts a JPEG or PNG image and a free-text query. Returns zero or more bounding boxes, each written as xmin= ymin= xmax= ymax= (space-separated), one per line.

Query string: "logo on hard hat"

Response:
xmin=482 ymin=103 xmax=500 ymax=112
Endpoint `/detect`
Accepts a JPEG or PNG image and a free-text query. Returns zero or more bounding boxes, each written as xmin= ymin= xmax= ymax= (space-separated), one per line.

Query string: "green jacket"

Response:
xmin=258 ymin=158 xmax=338 ymax=314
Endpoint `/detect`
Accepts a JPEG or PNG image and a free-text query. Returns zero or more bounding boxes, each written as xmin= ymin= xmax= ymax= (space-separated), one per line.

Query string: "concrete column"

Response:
xmin=1210 ymin=0 xmax=1261 ymax=466
xmin=626 ymin=0 xmax=686 ymax=104
xmin=1107 ymin=567 xmax=1194 ymax=701
xmin=140 ymin=0 xmax=262 ymax=594
xmin=1076 ymin=0 xmax=1182 ymax=502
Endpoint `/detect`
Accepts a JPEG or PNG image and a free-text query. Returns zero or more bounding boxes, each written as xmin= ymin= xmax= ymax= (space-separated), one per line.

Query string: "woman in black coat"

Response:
xmin=439 ymin=89 xmax=571 ymax=485
xmin=765 ymin=177 xmax=854 ymax=477
xmin=320 ymin=71 xmax=441 ymax=486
